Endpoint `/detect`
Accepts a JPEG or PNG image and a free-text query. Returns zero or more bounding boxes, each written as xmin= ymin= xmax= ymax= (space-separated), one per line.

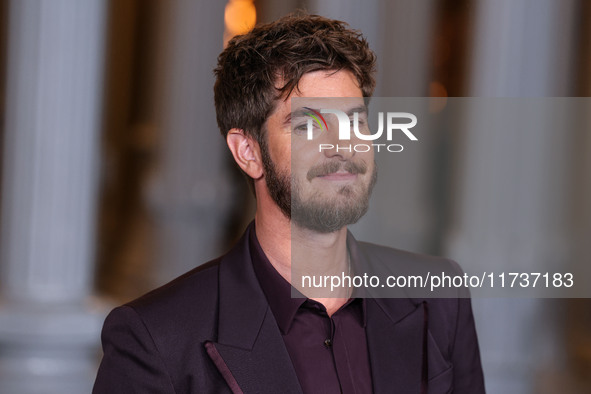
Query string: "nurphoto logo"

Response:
xmin=302 ymin=107 xmax=418 ymax=153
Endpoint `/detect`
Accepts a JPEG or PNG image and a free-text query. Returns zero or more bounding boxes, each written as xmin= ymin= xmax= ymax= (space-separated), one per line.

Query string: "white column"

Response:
xmin=445 ymin=0 xmax=578 ymax=392
xmin=145 ymin=0 xmax=230 ymax=284
xmin=0 ymin=1 xmax=108 ymax=393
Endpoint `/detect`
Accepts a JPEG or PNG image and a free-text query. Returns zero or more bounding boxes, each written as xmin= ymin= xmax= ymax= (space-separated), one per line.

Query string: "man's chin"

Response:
xmin=298 ymin=185 xmax=366 ymax=202
xmin=290 ymin=200 xmax=369 ymax=234
xmin=290 ymin=217 xmax=348 ymax=234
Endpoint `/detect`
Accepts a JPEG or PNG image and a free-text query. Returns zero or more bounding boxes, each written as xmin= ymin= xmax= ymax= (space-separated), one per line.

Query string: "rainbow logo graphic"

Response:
xmin=303 ymin=107 xmax=328 ymax=131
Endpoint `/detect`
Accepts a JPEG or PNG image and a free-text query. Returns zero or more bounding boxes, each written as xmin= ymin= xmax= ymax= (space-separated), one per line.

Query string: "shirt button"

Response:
xmin=324 ymin=339 xmax=332 ymax=347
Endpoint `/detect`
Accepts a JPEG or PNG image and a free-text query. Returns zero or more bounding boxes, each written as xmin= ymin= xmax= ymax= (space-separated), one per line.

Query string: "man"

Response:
xmin=93 ymin=13 xmax=485 ymax=394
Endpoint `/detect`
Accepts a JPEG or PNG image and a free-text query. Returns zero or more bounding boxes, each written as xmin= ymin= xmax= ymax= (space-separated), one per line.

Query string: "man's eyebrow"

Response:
xmin=285 ymin=104 xmax=368 ymax=124
xmin=285 ymin=108 xmax=312 ymax=123
xmin=346 ymin=105 xmax=368 ymax=116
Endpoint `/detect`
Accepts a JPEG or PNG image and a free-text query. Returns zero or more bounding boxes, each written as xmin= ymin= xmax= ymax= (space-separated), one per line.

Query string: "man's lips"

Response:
xmin=306 ymin=161 xmax=367 ymax=182
xmin=316 ymin=171 xmax=358 ymax=181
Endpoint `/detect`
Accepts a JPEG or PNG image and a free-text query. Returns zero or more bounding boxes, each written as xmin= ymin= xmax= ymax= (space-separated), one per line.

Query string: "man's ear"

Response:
xmin=226 ymin=128 xmax=264 ymax=180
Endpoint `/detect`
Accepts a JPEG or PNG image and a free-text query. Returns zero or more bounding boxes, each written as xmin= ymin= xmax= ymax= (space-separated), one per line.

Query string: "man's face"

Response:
xmin=261 ymin=70 xmax=377 ymax=233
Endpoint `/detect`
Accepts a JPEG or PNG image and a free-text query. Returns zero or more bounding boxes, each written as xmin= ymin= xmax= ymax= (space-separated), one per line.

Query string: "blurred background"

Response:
xmin=0 ymin=0 xmax=589 ymax=393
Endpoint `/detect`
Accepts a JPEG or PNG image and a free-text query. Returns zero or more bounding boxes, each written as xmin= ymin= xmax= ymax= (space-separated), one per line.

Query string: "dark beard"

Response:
xmin=260 ymin=137 xmax=292 ymax=219
xmin=260 ymin=138 xmax=377 ymax=233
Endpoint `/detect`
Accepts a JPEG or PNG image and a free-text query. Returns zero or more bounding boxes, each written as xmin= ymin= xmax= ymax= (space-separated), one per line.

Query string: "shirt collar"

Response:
xmin=249 ymin=221 xmax=367 ymax=334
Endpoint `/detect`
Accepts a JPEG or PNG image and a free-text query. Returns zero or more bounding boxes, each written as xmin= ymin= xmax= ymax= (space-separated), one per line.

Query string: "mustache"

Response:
xmin=306 ymin=160 xmax=368 ymax=181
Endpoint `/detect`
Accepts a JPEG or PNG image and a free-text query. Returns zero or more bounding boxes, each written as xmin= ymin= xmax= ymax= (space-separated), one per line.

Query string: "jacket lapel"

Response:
xmin=205 ymin=225 xmax=302 ymax=394
xmin=366 ymin=297 xmax=426 ymax=394
xmin=208 ymin=308 xmax=302 ymax=394
xmin=348 ymin=233 xmax=428 ymax=393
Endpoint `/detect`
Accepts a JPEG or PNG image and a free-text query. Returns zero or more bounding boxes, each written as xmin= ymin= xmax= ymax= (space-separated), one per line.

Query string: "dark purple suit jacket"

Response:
xmin=93 ymin=225 xmax=485 ymax=393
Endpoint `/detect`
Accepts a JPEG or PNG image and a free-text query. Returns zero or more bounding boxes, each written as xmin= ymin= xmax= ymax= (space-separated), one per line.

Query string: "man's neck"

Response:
xmin=255 ymin=206 xmax=351 ymax=316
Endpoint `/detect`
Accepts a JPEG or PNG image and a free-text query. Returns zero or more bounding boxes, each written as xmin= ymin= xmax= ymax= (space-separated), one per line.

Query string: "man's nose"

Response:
xmin=321 ymin=121 xmax=355 ymax=160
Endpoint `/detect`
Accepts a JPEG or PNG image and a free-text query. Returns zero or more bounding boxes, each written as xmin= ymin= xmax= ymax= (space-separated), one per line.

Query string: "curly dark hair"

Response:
xmin=213 ymin=12 xmax=377 ymax=144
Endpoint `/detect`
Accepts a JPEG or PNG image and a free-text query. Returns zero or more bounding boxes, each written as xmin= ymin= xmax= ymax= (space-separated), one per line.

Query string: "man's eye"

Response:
xmin=293 ymin=123 xmax=308 ymax=135
xmin=292 ymin=121 xmax=323 ymax=139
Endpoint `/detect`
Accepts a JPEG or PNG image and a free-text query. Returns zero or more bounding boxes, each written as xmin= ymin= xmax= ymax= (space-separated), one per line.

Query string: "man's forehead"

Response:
xmin=267 ymin=70 xmax=365 ymax=125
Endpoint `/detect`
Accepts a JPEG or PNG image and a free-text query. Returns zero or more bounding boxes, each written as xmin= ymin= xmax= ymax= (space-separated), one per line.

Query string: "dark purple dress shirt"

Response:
xmin=249 ymin=229 xmax=373 ymax=394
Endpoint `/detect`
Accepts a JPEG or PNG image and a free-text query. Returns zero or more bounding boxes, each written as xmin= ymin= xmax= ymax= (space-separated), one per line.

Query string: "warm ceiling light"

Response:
xmin=429 ymin=81 xmax=448 ymax=113
xmin=224 ymin=0 xmax=256 ymax=36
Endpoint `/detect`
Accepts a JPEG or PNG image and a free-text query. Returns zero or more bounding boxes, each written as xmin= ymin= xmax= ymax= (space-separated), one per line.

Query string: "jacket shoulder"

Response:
xmin=355 ymin=240 xmax=462 ymax=276
xmin=96 ymin=257 xmax=226 ymax=393
xmin=129 ymin=257 xmax=221 ymax=311
xmin=115 ymin=257 xmax=222 ymax=351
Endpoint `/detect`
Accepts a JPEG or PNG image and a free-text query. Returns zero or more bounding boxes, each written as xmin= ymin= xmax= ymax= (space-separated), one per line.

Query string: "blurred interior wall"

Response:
xmin=97 ymin=0 xmax=156 ymax=302
xmin=97 ymin=0 xmax=236 ymax=301
xmin=567 ymin=0 xmax=591 ymax=387
xmin=0 ymin=0 xmax=6 ymax=202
